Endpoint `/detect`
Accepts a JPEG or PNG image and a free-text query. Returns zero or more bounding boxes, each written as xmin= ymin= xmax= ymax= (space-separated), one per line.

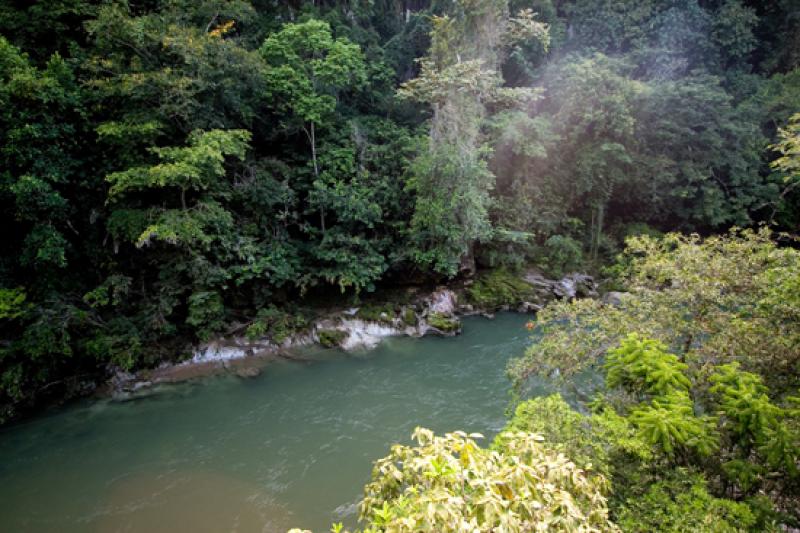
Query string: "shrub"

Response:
xmin=541 ymin=234 xmax=584 ymax=277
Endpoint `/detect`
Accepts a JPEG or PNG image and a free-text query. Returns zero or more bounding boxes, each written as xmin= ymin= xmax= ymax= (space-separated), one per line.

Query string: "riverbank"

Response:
xmin=105 ymin=269 xmax=599 ymax=398
xmin=0 ymin=314 xmax=545 ymax=533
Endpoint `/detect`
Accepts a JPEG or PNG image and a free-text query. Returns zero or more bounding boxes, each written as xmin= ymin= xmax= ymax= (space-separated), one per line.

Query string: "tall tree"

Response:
xmin=399 ymin=1 xmax=548 ymax=275
xmin=260 ymin=19 xmax=367 ymax=233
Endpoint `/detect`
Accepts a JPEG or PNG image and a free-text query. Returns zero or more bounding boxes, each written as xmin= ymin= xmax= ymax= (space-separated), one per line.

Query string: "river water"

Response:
xmin=0 ymin=313 xmax=568 ymax=532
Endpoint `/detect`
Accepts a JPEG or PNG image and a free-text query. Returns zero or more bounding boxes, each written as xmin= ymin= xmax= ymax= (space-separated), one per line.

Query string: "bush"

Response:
xmin=541 ymin=234 xmax=584 ymax=277
xmin=245 ymin=306 xmax=309 ymax=344
xmin=360 ymin=428 xmax=618 ymax=532
xmin=614 ymin=470 xmax=756 ymax=533
xmin=186 ymin=291 xmax=226 ymax=341
xmin=499 ymin=394 xmax=651 ymax=478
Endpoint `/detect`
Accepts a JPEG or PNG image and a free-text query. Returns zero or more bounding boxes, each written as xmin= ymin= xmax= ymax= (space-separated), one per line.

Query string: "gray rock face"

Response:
xmin=602 ymin=291 xmax=628 ymax=306
xmin=459 ymin=303 xmax=475 ymax=314
xmin=555 ymin=273 xmax=598 ymax=299
xmin=428 ymin=288 xmax=458 ymax=315
xmin=517 ymin=302 xmax=542 ymax=313
xmin=523 ymin=270 xmax=555 ymax=289
xmin=522 ymin=270 xmax=598 ymax=301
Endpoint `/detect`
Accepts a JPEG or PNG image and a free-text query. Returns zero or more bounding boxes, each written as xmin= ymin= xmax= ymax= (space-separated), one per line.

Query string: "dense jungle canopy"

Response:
xmin=1 ymin=0 xmax=800 ymax=498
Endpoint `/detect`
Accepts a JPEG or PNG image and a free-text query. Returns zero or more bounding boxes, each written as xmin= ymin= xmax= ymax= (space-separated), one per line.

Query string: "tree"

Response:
xmin=399 ymin=1 xmax=549 ymax=275
xmin=291 ymin=427 xmax=618 ymax=532
xmin=509 ymin=229 xmax=800 ymax=519
xmin=106 ymin=129 xmax=251 ymax=212
xmin=509 ymin=229 xmax=800 ymax=388
xmin=766 ymin=112 xmax=800 ymax=221
xmin=260 ymin=19 xmax=367 ymax=232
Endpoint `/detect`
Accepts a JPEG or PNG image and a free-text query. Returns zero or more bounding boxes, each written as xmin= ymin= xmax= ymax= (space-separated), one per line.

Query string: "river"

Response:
xmin=0 ymin=313 xmax=571 ymax=532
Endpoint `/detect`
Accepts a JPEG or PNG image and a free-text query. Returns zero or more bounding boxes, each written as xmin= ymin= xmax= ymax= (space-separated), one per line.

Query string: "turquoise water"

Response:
xmin=0 ymin=314 xmax=559 ymax=533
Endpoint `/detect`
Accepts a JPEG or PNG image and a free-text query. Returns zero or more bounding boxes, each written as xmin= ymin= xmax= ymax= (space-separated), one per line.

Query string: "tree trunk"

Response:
xmin=309 ymin=122 xmax=325 ymax=233
xmin=593 ymin=202 xmax=604 ymax=262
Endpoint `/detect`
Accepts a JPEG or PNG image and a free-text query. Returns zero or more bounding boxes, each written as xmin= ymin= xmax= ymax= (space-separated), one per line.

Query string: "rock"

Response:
xmin=110 ymin=368 xmax=135 ymax=386
xmin=517 ymin=301 xmax=542 ymax=313
xmin=426 ymin=312 xmax=461 ymax=335
xmin=602 ymin=291 xmax=628 ymax=306
xmin=428 ymin=288 xmax=458 ymax=315
xmin=335 ymin=319 xmax=401 ymax=350
xmin=555 ymin=273 xmax=598 ymax=299
xmin=75 ymin=381 xmax=97 ymax=396
xmin=401 ymin=306 xmax=418 ymax=326
xmin=192 ymin=343 xmax=249 ymax=364
xmin=131 ymin=380 xmax=152 ymax=392
xmin=235 ymin=366 xmax=261 ymax=379
xmin=554 ymin=276 xmax=577 ymax=299
xmin=523 ymin=269 xmax=556 ymax=289
xmin=570 ymin=273 xmax=598 ymax=297
xmin=107 ymin=368 xmax=138 ymax=394
xmin=317 ymin=329 xmax=348 ymax=348
xmin=458 ymin=303 xmax=474 ymax=313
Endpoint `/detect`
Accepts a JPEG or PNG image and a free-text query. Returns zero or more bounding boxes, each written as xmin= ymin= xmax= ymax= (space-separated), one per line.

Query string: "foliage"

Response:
xmin=357 ymin=427 xmax=617 ymax=532
xmin=0 ymin=0 xmax=798 ymax=426
xmin=106 ymin=129 xmax=251 ymax=205
xmin=0 ymin=288 xmax=28 ymax=320
xmin=186 ymin=291 xmax=226 ymax=341
xmin=245 ymin=306 xmax=309 ymax=344
xmin=605 ymin=334 xmax=690 ymax=398
xmin=710 ymin=363 xmax=799 ymax=481
xmin=399 ymin=0 xmax=549 ymax=275
xmin=510 ymin=229 xmax=800 ymax=525
xmin=509 ymin=229 xmax=800 ymax=387
xmin=540 ymin=235 xmax=584 ymax=277
xmin=500 ymin=394 xmax=651 ymax=478
xmin=614 ymin=470 xmax=756 ymax=533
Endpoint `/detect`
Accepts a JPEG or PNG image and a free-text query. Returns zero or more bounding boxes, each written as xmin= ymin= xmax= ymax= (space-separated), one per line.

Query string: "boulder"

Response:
xmin=555 ymin=273 xmax=598 ymax=299
xmin=517 ymin=301 xmax=542 ymax=313
xmin=428 ymin=288 xmax=458 ymax=315
xmin=426 ymin=312 xmax=461 ymax=335
xmin=602 ymin=291 xmax=628 ymax=306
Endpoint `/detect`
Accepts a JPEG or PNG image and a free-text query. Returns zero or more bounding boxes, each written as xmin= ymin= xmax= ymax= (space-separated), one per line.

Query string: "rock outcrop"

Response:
xmin=107 ymin=270 xmax=601 ymax=395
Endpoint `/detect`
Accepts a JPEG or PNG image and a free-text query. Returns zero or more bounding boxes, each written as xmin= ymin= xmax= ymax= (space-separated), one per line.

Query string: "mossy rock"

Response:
xmin=427 ymin=312 xmax=461 ymax=333
xmin=318 ymin=329 xmax=347 ymax=348
xmin=466 ymin=269 xmax=538 ymax=309
xmin=356 ymin=303 xmax=397 ymax=324
xmin=401 ymin=307 xmax=418 ymax=326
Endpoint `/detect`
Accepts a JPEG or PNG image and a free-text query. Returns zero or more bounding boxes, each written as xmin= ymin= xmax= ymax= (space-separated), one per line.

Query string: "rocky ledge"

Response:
xmin=107 ymin=270 xmax=600 ymax=397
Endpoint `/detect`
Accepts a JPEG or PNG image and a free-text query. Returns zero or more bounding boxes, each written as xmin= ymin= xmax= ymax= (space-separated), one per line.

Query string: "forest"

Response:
xmin=1 ymin=0 xmax=799 ymax=530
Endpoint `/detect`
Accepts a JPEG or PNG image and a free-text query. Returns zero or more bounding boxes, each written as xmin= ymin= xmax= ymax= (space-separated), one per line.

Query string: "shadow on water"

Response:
xmin=0 ymin=313 xmax=597 ymax=533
